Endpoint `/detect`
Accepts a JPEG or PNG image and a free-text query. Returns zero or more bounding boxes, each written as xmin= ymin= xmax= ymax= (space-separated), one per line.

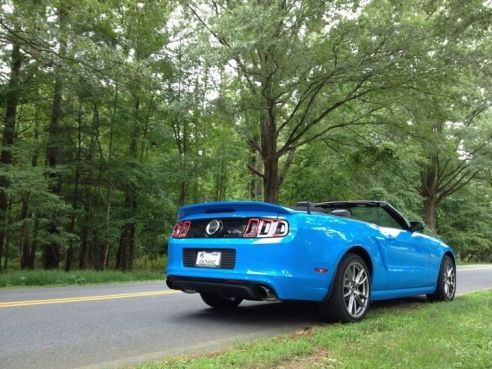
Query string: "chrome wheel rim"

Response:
xmin=443 ymin=260 xmax=456 ymax=299
xmin=343 ymin=261 xmax=370 ymax=318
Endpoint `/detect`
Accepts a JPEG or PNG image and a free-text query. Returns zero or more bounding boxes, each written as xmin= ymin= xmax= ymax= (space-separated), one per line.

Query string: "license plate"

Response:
xmin=195 ymin=251 xmax=222 ymax=268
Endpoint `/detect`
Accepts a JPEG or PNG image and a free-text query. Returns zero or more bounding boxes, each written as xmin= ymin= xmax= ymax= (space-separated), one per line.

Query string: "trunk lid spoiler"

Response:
xmin=177 ymin=201 xmax=293 ymax=219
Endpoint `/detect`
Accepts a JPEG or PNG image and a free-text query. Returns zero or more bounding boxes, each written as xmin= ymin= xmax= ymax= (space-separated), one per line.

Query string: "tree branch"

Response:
xmin=278 ymin=148 xmax=296 ymax=186
xmin=247 ymin=164 xmax=264 ymax=178
xmin=438 ymin=170 xmax=480 ymax=200
xmin=286 ymin=117 xmax=384 ymax=153
xmin=278 ymin=77 xmax=375 ymax=155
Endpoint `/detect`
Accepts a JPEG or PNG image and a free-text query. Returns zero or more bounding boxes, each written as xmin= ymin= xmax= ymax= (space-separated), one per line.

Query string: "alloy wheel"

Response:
xmin=443 ymin=260 xmax=456 ymax=299
xmin=343 ymin=261 xmax=370 ymax=318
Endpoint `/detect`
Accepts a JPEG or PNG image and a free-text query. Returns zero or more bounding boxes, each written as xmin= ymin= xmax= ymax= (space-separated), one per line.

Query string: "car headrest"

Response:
xmin=330 ymin=209 xmax=352 ymax=218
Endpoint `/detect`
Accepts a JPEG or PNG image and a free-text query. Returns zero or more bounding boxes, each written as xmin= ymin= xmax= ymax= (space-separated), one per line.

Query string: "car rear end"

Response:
xmin=166 ymin=201 xmax=333 ymax=302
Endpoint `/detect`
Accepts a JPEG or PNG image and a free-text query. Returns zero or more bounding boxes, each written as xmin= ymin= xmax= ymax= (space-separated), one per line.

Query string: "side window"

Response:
xmin=377 ymin=208 xmax=403 ymax=229
xmin=351 ymin=207 xmax=378 ymax=224
xmin=351 ymin=207 xmax=403 ymax=229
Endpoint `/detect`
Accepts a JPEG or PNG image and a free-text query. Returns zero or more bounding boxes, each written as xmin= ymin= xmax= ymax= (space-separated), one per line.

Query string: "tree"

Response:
xmin=0 ymin=0 xmax=490 ymax=271
xmin=418 ymin=108 xmax=491 ymax=230
xmin=183 ymin=0 xmax=474 ymax=202
xmin=0 ymin=12 xmax=21 ymax=272
xmin=410 ymin=1 xmax=492 ymax=230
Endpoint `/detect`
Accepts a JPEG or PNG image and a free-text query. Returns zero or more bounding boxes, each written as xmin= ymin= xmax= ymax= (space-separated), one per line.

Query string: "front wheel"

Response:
xmin=200 ymin=292 xmax=243 ymax=309
xmin=320 ymin=253 xmax=371 ymax=323
xmin=427 ymin=255 xmax=456 ymax=302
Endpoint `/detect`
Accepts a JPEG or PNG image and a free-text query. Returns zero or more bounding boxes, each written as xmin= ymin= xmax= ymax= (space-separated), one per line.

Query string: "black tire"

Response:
xmin=427 ymin=255 xmax=456 ymax=302
xmin=320 ymin=253 xmax=371 ymax=323
xmin=200 ymin=292 xmax=243 ymax=309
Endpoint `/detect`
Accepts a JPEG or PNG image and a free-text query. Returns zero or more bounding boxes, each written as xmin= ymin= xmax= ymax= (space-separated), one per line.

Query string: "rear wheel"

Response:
xmin=320 ymin=253 xmax=371 ymax=323
xmin=200 ymin=292 xmax=243 ymax=309
xmin=427 ymin=255 xmax=456 ymax=302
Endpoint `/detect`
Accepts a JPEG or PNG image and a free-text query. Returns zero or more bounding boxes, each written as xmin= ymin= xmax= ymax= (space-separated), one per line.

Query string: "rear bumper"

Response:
xmin=167 ymin=236 xmax=336 ymax=302
xmin=166 ymin=276 xmax=274 ymax=300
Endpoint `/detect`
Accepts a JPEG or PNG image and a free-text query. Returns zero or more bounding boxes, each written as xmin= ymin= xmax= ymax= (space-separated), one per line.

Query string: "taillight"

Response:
xmin=171 ymin=220 xmax=191 ymax=238
xmin=243 ymin=218 xmax=260 ymax=237
xmin=272 ymin=219 xmax=289 ymax=237
xmin=242 ymin=218 xmax=289 ymax=238
xmin=171 ymin=218 xmax=289 ymax=239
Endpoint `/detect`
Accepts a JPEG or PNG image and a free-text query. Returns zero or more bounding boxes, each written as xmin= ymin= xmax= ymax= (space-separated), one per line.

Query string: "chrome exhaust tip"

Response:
xmin=257 ymin=285 xmax=277 ymax=301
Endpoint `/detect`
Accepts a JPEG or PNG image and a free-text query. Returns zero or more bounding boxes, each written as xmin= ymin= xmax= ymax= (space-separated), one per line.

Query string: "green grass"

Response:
xmin=0 ymin=269 xmax=164 ymax=288
xmin=455 ymin=258 xmax=489 ymax=265
xmin=136 ymin=291 xmax=492 ymax=369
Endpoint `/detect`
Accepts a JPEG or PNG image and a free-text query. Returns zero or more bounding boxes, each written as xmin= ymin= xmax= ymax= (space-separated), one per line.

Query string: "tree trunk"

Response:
xmin=178 ymin=181 xmax=187 ymax=206
xmin=116 ymin=196 xmax=136 ymax=271
xmin=79 ymin=104 xmax=99 ymax=269
xmin=102 ymin=89 xmax=118 ymax=269
xmin=93 ymin=230 xmax=103 ymax=271
xmin=260 ymin=114 xmax=279 ymax=203
xmin=263 ymin=156 xmax=279 ymax=203
xmin=102 ymin=187 xmax=112 ymax=268
xmin=248 ymin=149 xmax=263 ymax=200
xmin=43 ymin=6 xmax=67 ymax=269
xmin=19 ymin=198 xmax=31 ymax=269
xmin=2 ymin=197 xmax=13 ymax=270
xmin=65 ymin=103 xmax=83 ymax=271
xmin=27 ymin=217 xmax=39 ymax=269
xmin=91 ymin=178 xmax=104 ymax=270
xmin=176 ymin=120 xmax=188 ymax=206
xmin=117 ymin=97 xmax=139 ymax=271
xmin=20 ymin=101 xmax=42 ymax=270
xmin=423 ymin=196 xmax=438 ymax=232
xmin=3 ymin=230 xmax=9 ymax=271
xmin=214 ymin=158 xmax=227 ymax=201
xmin=116 ymin=180 xmax=137 ymax=270
xmin=0 ymin=36 xmax=22 ymax=273
xmin=78 ymin=196 xmax=89 ymax=269
xmin=65 ymin=235 xmax=74 ymax=271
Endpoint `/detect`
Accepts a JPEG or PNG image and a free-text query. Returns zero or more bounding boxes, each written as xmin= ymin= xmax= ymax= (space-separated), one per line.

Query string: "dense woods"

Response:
xmin=0 ymin=0 xmax=491 ymax=272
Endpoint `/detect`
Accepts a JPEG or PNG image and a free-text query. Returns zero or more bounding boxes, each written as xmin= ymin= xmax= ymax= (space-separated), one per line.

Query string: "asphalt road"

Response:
xmin=1 ymin=265 xmax=491 ymax=369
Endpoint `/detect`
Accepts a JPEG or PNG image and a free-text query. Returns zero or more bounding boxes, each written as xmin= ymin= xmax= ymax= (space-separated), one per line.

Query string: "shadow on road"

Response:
xmin=173 ymin=295 xmax=429 ymax=327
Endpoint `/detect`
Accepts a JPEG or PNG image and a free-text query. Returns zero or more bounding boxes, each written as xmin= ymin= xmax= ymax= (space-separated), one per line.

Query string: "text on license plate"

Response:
xmin=195 ymin=251 xmax=222 ymax=268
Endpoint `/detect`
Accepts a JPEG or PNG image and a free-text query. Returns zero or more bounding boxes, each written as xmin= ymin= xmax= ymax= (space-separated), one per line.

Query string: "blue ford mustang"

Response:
xmin=166 ymin=200 xmax=456 ymax=322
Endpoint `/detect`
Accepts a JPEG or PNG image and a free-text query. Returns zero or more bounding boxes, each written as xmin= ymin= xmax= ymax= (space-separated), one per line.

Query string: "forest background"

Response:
xmin=0 ymin=0 xmax=491 ymax=273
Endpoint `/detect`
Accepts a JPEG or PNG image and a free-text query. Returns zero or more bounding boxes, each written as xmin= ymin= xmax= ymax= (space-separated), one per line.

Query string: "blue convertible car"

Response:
xmin=166 ymin=200 xmax=456 ymax=322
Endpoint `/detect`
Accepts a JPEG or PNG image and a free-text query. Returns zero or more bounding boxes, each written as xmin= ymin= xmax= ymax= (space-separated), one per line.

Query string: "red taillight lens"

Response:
xmin=171 ymin=220 xmax=191 ymax=238
xmin=242 ymin=218 xmax=289 ymax=238
xmin=272 ymin=219 xmax=289 ymax=237
xmin=258 ymin=218 xmax=273 ymax=236
xmin=243 ymin=218 xmax=260 ymax=237
xmin=171 ymin=223 xmax=182 ymax=238
xmin=181 ymin=220 xmax=191 ymax=237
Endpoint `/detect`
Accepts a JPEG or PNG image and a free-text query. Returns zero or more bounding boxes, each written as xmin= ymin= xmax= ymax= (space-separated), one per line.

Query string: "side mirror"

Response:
xmin=410 ymin=221 xmax=425 ymax=233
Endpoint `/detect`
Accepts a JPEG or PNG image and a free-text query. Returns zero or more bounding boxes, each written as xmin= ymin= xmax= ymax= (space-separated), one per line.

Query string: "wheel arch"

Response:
xmin=324 ymin=244 xmax=374 ymax=302
xmin=345 ymin=245 xmax=374 ymax=277
xmin=444 ymin=250 xmax=456 ymax=265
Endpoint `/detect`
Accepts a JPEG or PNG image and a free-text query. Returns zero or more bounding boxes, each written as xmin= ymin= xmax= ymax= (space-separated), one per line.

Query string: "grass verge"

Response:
xmin=137 ymin=290 xmax=491 ymax=369
xmin=0 ymin=269 xmax=164 ymax=288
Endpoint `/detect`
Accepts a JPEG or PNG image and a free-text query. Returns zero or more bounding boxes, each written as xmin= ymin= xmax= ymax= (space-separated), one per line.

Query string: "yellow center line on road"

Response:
xmin=0 ymin=290 xmax=181 ymax=308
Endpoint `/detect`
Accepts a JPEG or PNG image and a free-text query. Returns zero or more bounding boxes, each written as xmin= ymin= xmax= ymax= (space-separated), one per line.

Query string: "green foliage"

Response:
xmin=133 ymin=255 xmax=168 ymax=272
xmin=0 ymin=269 xmax=163 ymax=288
xmin=2 ymin=163 xmax=75 ymax=253
xmin=439 ymin=184 xmax=492 ymax=262
xmin=0 ymin=0 xmax=491 ymax=271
